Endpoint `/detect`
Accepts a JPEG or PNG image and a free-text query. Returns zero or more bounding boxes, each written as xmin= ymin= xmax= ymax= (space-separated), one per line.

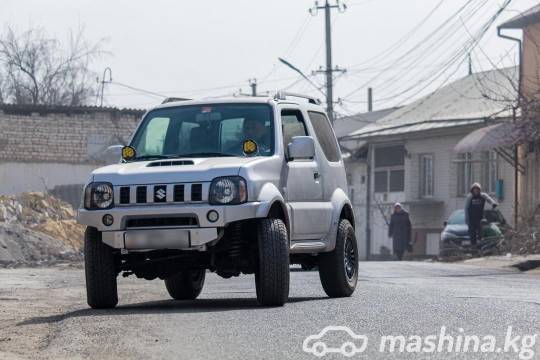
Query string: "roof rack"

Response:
xmin=273 ymin=91 xmax=321 ymax=105
xmin=161 ymin=97 xmax=191 ymax=104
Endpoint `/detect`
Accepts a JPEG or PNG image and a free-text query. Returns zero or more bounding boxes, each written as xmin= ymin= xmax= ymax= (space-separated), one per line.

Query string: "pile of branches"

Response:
xmin=506 ymin=209 xmax=540 ymax=255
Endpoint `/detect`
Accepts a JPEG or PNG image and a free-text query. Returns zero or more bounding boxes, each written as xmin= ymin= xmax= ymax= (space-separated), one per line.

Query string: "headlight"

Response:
xmin=209 ymin=176 xmax=247 ymax=205
xmin=84 ymin=182 xmax=114 ymax=210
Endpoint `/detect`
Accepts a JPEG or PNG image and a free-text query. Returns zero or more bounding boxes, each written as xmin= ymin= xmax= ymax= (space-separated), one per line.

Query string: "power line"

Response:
xmin=341 ymin=0 xmax=485 ymax=101
xmin=338 ymin=0 xmax=500 ymax=108
xmin=346 ymin=0 xmax=447 ymax=70
xmin=309 ymin=0 xmax=348 ymax=123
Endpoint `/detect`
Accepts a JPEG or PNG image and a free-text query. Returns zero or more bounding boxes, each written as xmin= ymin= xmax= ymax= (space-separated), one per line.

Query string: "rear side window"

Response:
xmin=308 ymin=111 xmax=341 ymax=162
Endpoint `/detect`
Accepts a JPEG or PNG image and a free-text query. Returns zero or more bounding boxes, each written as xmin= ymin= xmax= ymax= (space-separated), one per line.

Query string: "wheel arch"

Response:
xmin=324 ymin=188 xmax=355 ymax=252
xmin=255 ymin=182 xmax=291 ymax=236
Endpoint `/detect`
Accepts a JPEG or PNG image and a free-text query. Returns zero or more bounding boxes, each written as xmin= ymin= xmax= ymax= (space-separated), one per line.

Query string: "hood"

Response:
xmin=443 ymin=224 xmax=469 ymax=237
xmin=91 ymin=157 xmax=260 ymax=185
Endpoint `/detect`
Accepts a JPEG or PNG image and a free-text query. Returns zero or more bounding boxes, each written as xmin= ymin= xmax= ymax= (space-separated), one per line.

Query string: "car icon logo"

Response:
xmin=303 ymin=326 xmax=368 ymax=357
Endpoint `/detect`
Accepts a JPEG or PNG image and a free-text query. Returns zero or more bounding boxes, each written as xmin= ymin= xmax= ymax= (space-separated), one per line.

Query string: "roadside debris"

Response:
xmin=0 ymin=192 xmax=84 ymax=267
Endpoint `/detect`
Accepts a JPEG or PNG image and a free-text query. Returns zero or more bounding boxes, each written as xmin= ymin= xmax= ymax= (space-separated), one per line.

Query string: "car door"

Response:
xmin=281 ymin=108 xmax=331 ymax=239
xmin=307 ymin=110 xmax=347 ymax=202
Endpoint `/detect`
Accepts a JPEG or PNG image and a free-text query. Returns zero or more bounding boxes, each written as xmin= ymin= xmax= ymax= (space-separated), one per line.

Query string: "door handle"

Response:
xmin=313 ymin=171 xmax=321 ymax=180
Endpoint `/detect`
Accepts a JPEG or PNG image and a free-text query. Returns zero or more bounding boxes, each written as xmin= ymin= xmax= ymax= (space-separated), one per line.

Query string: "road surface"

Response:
xmin=1 ymin=262 xmax=539 ymax=359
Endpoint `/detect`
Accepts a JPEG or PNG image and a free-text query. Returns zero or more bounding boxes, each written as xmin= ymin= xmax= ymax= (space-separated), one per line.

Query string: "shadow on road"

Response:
xmin=17 ymin=296 xmax=330 ymax=326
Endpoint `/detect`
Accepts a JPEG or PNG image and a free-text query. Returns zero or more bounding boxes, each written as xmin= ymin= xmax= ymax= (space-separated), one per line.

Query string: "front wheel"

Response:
xmin=318 ymin=219 xmax=358 ymax=297
xmin=255 ymin=218 xmax=290 ymax=306
xmin=165 ymin=269 xmax=206 ymax=300
xmin=84 ymin=227 xmax=118 ymax=309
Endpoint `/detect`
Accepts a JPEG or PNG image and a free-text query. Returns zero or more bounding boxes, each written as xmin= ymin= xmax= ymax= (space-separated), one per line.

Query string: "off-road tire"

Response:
xmin=255 ymin=218 xmax=290 ymax=306
xmin=84 ymin=226 xmax=118 ymax=309
xmin=318 ymin=219 xmax=358 ymax=297
xmin=165 ymin=270 xmax=206 ymax=300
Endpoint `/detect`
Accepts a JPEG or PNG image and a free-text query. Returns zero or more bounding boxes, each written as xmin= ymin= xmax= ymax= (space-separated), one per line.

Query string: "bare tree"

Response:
xmin=0 ymin=26 xmax=106 ymax=106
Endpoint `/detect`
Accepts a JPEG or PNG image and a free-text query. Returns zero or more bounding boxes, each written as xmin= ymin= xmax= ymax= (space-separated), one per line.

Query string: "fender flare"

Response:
xmin=255 ymin=182 xmax=291 ymax=234
xmin=324 ymin=188 xmax=355 ymax=252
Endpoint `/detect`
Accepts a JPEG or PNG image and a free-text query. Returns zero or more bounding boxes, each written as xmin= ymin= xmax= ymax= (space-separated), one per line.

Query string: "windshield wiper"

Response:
xmin=176 ymin=152 xmax=236 ymax=158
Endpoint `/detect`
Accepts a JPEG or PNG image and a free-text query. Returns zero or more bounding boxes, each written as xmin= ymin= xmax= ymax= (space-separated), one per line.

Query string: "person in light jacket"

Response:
xmin=465 ymin=183 xmax=498 ymax=246
xmin=388 ymin=203 xmax=412 ymax=261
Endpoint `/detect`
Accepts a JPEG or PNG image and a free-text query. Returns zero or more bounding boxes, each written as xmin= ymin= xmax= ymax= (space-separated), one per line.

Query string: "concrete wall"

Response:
xmin=344 ymin=159 xmax=368 ymax=259
xmin=522 ymin=22 xmax=540 ymax=100
xmin=0 ymin=162 xmax=97 ymax=194
xmin=519 ymin=21 xmax=540 ymax=215
xmin=0 ymin=106 xmax=143 ymax=202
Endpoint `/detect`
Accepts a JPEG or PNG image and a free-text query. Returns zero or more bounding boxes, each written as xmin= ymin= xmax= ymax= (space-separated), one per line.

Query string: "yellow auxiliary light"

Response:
xmin=121 ymin=146 xmax=136 ymax=161
xmin=243 ymin=139 xmax=258 ymax=155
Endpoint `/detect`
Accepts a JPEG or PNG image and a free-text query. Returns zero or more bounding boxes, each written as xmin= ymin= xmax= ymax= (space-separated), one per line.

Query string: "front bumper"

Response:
xmin=77 ymin=202 xmax=267 ymax=250
xmin=78 ymin=202 xmax=263 ymax=231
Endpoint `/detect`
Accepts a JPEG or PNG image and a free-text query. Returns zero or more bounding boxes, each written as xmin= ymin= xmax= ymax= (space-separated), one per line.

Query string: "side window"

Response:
xmin=139 ymin=117 xmax=170 ymax=155
xmin=281 ymin=110 xmax=308 ymax=153
xmin=308 ymin=111 xmax=341 ymax=162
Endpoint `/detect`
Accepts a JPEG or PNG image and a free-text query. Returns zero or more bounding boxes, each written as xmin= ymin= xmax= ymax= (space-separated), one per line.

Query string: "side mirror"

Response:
xmin=287 ymin=136 xmax=315 ymax=161
xmin=105 ymin=145 xmax=124 ymax=164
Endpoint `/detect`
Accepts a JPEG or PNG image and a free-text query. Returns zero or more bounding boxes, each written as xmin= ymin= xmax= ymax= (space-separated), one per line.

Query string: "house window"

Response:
xmin=456 ymin=151 xmax=498 ymax=196
xmin=374 ymin=145 xmax=405 ymax=193
xmin=420 ymin=154 xmax=434 ymax=197
xmin=481 ymin=151 xmax=498 ymax=194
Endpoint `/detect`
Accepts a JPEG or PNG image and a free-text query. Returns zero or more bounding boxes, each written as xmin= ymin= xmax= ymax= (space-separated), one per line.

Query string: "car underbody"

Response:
xmin=110 ymin=219 xmax=319 ymax=281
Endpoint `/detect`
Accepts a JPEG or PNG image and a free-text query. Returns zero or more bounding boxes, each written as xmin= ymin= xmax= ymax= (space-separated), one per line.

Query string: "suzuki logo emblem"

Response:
xmin=155 ymin=188 xmax=166 ymax=200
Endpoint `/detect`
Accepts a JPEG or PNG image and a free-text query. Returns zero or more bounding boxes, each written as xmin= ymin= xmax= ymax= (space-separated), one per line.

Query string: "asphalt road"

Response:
xmin=1 ymin=261 xmax=539 ymax=360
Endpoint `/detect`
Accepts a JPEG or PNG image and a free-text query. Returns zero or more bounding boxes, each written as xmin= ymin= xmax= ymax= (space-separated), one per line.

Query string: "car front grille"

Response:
xmin=114 ymin=183 xmax=208 ymax=206
xmin=126 ymin=216 xmax=198 ymax=228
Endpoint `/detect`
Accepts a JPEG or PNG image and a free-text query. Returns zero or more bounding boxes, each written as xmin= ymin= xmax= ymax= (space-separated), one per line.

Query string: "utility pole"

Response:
xmin=249 ymin=78 xmax=257 ymax=96
xmin=98 ymin=67 xmax=112 ymax=107
xmin=367 ymin=87 xmax=373 ymax=112
xmin=309 ymin=0 xmax=346 ymax=123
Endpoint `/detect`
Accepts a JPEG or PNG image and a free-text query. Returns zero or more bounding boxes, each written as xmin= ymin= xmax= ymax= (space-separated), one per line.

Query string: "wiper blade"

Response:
xmin=176 ymin=152 xmax=236 ymax=158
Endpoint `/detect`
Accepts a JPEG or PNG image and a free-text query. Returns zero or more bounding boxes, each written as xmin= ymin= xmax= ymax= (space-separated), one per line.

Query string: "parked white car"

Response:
xmin=77 ymin=92 xmax=358 ymax=308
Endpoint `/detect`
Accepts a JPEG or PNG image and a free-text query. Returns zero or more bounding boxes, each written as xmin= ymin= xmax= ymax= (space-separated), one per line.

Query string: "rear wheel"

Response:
xmin=165 ymin=269 xmax=206 ymax=300
xmin=255 ymin=218 xmax=290 ymax=306
xmin=318 ymin=219 xmax=358 ymax=297
xmin=84 ymin=227 xmax=118 ymax=309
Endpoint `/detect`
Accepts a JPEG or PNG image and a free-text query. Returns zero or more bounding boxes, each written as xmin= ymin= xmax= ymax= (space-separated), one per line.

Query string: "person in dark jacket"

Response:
xmin=465 ymin=183 xmax=498 ymax=246
xmin=388 ymin=203 xmax=412 ymax=260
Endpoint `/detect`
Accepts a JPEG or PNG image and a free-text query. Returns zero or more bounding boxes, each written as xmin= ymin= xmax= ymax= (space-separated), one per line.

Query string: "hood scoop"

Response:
xmin=147 ymin=160 xmax=195 ymax=167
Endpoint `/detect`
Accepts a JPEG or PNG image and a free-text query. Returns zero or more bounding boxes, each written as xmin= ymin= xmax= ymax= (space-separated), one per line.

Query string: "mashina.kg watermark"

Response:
xmin=303 ymin=326 xmax=537 ymax=359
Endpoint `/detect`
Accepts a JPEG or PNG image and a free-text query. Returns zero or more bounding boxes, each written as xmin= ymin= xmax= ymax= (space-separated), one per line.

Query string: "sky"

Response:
xmin=1 ymin=0 xmax=538 ymax=114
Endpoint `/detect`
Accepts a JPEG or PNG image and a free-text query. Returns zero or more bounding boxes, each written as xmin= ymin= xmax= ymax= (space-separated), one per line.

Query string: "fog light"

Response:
xmin=207 ymin=210 xmax=219 ymax=222
xmin=102 ymin=214 xmax=114 ymax=226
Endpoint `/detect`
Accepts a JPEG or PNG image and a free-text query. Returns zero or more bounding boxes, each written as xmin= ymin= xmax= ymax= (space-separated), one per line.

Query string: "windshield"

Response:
xmin=447 ymin=210 xmax=465 ymax=225
xmin=130 ymin=103 xmax=274 ymax=160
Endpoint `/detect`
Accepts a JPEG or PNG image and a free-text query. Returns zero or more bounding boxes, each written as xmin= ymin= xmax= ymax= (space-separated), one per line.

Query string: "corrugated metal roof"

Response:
xmin=345 ymin=67 xmax=518 ymax=140
xmin=499 ymin=4 xmax=540 ymax=29
xmin=0 ymin=104 xmax=145 ymax=116
xmin=454 ymin=122 xmax=520 ymax=153
xmin=333 ymin=107 xmax=400 ymax=138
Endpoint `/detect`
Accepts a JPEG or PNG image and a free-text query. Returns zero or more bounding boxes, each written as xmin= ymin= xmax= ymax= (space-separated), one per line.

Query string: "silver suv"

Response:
xmin=78 ymin=92 xmax=358 ymax=309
